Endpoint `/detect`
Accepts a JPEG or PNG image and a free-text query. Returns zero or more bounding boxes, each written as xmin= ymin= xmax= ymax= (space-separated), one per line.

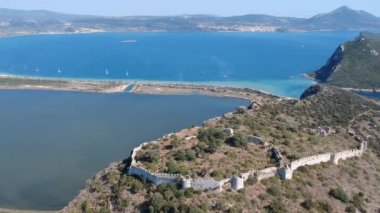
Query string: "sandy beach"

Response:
xmin=0 ymin=74 xmax=130 ymax=93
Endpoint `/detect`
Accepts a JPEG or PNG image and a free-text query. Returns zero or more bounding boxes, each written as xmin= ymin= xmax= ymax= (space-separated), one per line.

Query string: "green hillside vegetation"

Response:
xmin=62 ymin=86 xmax=380 ymax=213
xmin=315 ymin=32 xmax=380 ymax=89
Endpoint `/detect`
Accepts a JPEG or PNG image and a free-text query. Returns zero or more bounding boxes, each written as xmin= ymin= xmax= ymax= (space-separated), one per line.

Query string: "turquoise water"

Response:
xmin=0 ymin=32 xmax=359 ymax=97
xmin=0 ymin=90 xmax=246 ymax=210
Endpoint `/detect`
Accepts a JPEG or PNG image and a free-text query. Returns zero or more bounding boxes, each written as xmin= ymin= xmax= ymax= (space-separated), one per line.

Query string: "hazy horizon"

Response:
xmin=0 ymin=0 xmax=379 ymax=17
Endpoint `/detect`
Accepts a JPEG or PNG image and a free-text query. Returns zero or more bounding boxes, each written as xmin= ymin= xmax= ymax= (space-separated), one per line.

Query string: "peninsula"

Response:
xmin=62 ymin=84 xmax=380 ymax=213
xmin=59 ymin=32 xmax=380 ymax=212
xmin=312 ymin=32 xmax=380 ymax=90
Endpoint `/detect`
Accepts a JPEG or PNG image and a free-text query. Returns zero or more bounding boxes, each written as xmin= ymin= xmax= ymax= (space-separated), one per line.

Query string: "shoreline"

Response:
xmin=0 ymin=29 xmax=371 ymax=39
xmin=0 ymin=208 xmax=55 ymax=213
xmin=0 ymin=73 xmax=300 ymax=99
xmin=0 ymin=74 xmax=130 ymax=94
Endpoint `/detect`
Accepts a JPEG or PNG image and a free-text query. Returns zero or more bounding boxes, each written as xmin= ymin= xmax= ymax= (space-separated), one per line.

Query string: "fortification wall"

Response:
xmin=333 ymin=149 xmax=362 ymax=163
xmin=256 ymin=167 xmax=278 ymax=180
xmin=128 ymin=133 xmax=367 ymax=193
xmin=290 ymin=153 xmax=332 ymax=170
xmin=128 ymin=139 xmax=181 ymax=185
xmin=190 ymin=179 xmax=221 ymax=191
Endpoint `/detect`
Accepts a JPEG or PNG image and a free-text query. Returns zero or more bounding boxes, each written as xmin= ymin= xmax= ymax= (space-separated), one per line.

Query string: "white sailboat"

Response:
xmin=106 ymin=68 xmax=109 ymax=75
xmin=58 ymin=67 xmax=61 ymax=73
xmin=126 ymin=70 xmax=129 ymax=76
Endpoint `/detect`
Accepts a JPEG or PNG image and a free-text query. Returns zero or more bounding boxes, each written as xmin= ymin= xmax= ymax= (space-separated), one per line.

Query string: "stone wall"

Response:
xmin=280 ymin=141 xmax=367 ymax=180
xmin=128 ymin=134 xmax=367 ymax=193
xmin=128 ymin=139 xmax=181 ymax=185
xmin=190 ymin=178 xmax=222 ymax=191
xmin=290 ymin=153 xmax=332 ymax=171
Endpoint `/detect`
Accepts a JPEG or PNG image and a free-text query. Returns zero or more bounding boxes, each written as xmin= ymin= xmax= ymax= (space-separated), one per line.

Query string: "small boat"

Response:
xmin=126 ymin=71 xmax=129 ymax=76
xmin=120 ymin=40 xmax=137 ymax=43
xmin=106 ymin=68 xmax=109 ymax=75
xmin=35 ymin=68 xmax=39 ymax=72
xmin=58 ymin=67 xmax=61 ymax=73
xmin=222 ymin=74 xmax=228 ymax=78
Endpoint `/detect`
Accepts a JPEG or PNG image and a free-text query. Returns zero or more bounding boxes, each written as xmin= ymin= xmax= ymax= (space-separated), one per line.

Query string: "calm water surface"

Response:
xmin=0 ymin=31 xmax=360 ymax=97
xmin=0 ymin=90 xmax=246 ymax=210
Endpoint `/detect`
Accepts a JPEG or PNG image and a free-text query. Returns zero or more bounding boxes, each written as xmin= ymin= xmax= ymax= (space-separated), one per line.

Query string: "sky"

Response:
xmin=0 ymin=0 xmax=379 ymax=17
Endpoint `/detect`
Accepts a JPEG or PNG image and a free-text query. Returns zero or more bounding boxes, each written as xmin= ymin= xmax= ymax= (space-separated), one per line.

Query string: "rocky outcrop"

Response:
xmin=300 ymin=84 xmax=323 ymax=99
xmin=314 ymin=45 xmax=344 ymax=83
xmin=312 ymin=32 xmax=380 ymax=89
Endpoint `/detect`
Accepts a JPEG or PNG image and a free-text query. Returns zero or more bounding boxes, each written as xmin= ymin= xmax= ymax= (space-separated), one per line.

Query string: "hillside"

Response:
xmin=314 ymin=32 xmax=380 ymax=89
xmin=62 ymin=85 xmax=380 ymax=213
xmin=0 ymin=6 xmax=379 ymax=36
xmin=305 ymin=6 xmax=380 ymax=30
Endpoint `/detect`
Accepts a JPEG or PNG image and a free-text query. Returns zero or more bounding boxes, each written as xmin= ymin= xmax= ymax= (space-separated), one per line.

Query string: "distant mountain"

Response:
xmin=305 ymin=6 xmax=380 ymax=30
xmin=0 ymin=6 xmax=379 ymax=36
xmin=314 ymin=32 xmax=380 ymax=89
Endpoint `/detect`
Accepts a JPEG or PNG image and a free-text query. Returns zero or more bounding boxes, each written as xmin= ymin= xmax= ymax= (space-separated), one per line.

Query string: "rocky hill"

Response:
xmin=62 ymin=85 xmax=380 ymax=213
xmin=314 ymin=32 xmax=380 ymax=89
xmin=305 ymin=6 xmax=380 ymax=30
xmin=0 ymin=6 xmax=380 ymax=36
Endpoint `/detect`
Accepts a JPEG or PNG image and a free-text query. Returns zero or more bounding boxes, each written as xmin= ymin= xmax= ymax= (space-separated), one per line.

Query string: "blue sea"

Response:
xmin=0 ymin=31 xmax=359 ymax=97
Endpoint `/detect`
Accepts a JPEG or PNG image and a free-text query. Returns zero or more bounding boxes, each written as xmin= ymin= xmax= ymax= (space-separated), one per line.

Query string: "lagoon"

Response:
xmin=0 ymin=90 xmax=246 ymax=210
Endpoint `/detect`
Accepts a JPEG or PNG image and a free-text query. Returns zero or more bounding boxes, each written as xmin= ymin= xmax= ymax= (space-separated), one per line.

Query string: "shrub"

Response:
xmin=265 ymin=199 xmax=287 ymax=213
xmin=329 ymin=187 xmax=349 ymax=203
xmin=246 ymin=176 xmax=258 ymax=186
xmin=314 ymin=200 xmax=333 ymax=213
xmin=130 ymin=181 xmax=144 ymax=194
xmin=187 ymin=206 xmax=205 ymax=213
xmin=210 ymin=170 xmax=223 ymax=179
xmin=174 ymin=150 xmax=187 ymax=161
xmin=185 ymin=149 xmax=197 ymax=161
xmin=149 ymin=192 xmax=167 ymax=212
xmin=197 ymin=128 xmax=226 ymax=153
xmin=165 ymin=160 xmax=188 ymax=175
xmin=301 ymin=198 xmax=313 ymax=210
xmin=81 ymin=201 xmax=92 ymax=213
xmin=139 ymin=149 xmax=160 ymax=163
xmin=198 ymin=128 xmax=226 ymax=143
xmin=351 ymin=192 xmax=365 ymax=209
xmin=267 ymin=185 xmax=282 ymax=197
xmin=170 ymin=139 xmax=180 ymax=148
xmin=225 ymin=133 xmax=248 ymax=148
xmin=345 ymin=206 xmax=356 ymax=213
